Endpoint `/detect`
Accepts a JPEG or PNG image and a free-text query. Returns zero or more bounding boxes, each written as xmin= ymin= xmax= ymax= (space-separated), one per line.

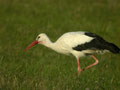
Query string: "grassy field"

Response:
xmin=0 ymin=0 xmax=120 ymax=89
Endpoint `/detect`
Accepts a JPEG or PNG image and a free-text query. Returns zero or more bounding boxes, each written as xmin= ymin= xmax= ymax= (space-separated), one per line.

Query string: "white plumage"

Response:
xmin=55 ymin=32 xmax=94 ymax=57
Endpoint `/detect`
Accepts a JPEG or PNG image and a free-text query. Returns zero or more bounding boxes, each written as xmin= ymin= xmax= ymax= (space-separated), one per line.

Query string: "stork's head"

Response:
xmin=24 ymin=33 xmax=49 ymax=51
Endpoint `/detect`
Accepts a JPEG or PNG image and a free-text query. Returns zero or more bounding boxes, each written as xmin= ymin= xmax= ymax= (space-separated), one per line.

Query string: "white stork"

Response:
xmin=25 ymin=31 xmax=120 ymax=75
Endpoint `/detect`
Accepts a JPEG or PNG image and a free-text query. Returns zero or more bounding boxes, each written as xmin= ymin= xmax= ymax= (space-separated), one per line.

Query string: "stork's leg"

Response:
xmin=83 ymin=55 xmax=99 ymax=71
xmin=77 ymin=58 xmax=82 ymax=75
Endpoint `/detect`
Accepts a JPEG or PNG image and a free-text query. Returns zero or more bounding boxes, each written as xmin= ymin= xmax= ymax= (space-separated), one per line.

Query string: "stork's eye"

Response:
xmin=38 ymin=36 xmax=40 ymax=39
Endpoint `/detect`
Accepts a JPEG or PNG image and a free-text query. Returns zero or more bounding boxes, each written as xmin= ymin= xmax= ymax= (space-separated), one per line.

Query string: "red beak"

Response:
xmin=24 ymin=40 xmax=38 ymax=51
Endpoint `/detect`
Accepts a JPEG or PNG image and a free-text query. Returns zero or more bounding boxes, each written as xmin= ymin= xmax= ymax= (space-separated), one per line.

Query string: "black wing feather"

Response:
xmin=73 ymin=32 xmax=120 ymax=54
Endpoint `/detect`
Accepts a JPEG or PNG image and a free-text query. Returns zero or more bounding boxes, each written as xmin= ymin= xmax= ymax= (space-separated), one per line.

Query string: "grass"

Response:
xmin=0 ymin=0 xmax=120 ymax=89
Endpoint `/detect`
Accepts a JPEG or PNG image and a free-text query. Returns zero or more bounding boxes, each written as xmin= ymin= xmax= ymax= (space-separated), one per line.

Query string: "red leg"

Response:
xmin=83 ymin=55 xmax=99 ymax=71
xmin=77 ymin=58 xmax=82 ymax=75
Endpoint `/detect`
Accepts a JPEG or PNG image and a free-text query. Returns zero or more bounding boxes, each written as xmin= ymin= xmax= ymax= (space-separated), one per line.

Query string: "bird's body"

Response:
xmin=53 ymin=32 xmax=94 ymax=57
xmin=25 ymin=31 xmax=120 ymax=75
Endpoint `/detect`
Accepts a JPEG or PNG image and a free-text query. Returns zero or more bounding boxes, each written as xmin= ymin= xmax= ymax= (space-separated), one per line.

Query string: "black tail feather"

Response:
xmin=106 ymin=42 xmax=120 ymax=54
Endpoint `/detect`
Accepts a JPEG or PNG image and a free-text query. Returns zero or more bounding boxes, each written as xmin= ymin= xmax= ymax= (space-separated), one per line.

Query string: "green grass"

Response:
xmin=0 ymin=0 xmax=120 ymax=89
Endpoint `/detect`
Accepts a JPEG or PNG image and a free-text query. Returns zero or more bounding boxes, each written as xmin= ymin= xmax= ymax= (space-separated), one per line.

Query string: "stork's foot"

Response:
xmin=78 ymin=69 xmax=84 ymax=75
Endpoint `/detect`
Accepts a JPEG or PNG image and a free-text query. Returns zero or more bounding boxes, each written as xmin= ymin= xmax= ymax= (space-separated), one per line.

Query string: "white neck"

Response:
xmin=42 ymin=37 xmax=58 ymax=51
xmin=41 ymin=35 xmax=69 ymax=55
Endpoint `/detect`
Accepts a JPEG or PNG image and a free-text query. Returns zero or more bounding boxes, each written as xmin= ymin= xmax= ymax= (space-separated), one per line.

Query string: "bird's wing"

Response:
xmin=72 ymin=32 xmax=110 ymax=51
